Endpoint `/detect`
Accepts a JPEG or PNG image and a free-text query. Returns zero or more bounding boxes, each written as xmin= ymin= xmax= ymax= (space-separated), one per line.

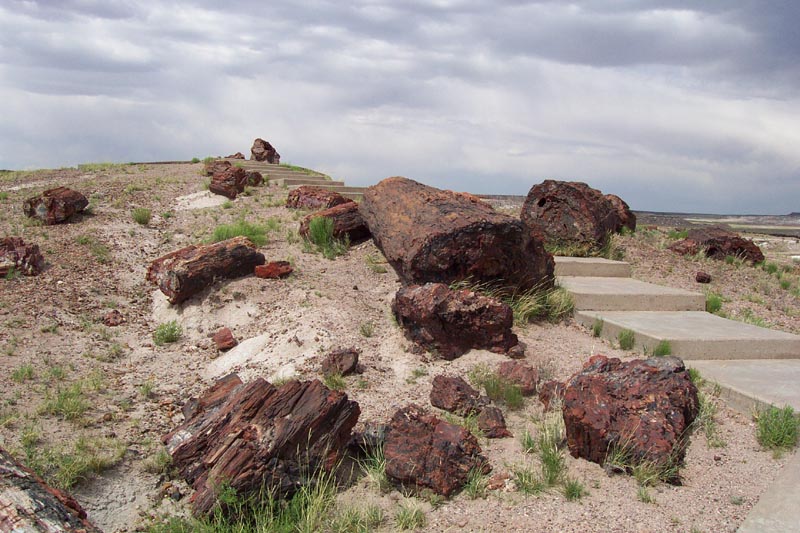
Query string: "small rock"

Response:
xmin=476 ymin=406 xmax=512 ymax=438
xmin=212 ymin=327 xmax=238 ymax=351
xmin=429 ymin=375 xmax=485 ymax=416
xmin=102 ymin=309 xmax=125 ymax=327
xmin=321 ymin=348 xmax=359 ymax=377
xmin=695 ymin=271 xmax=712 ymax=283
xmin=496 ymin=360 xmax=538 ymax=396
xmin=487 ymin=472 xmax=511 ymax=491
xmin=23 ymin=186 xmax=88 ymax=225
xmin=254 ymin=261 xmax=293 ymax=279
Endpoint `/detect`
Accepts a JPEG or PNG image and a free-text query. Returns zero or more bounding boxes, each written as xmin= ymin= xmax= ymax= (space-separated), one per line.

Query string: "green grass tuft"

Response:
xmin=618 ymin=329 xmax=635 ymax=350
xmin=756 ymin=405 xmax=799 ymax=452
xmin=153 ymin=320 xmax=182 ymax=346
xmin=591 ymin=318 xmax=604 ymax=337
xmin=652 ymin=340 xmax=672 ymax=357
xmin=706 ymin=292 xmax=724 ymax=314
xmin=306 ymin=216 xmax=349 ymax=259
xmin=132 ymin=207 xmax=152 ymax=225
xmin=210 ymin=220 xmax=268 ymax=246
xmin=394 ymin=501 xmax=426 ymax=530
xmin=468 ymin=364 xmax=524 ymax=410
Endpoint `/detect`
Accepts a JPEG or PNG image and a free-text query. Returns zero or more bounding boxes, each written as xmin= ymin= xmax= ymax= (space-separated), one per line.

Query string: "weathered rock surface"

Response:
xmin=521 ymin=180 xmax=632 ymax=249
xmin=384 ymin=404 xmax=490 ymax=497
xmin=670 ymin=226 xmax=765 ymax=264
xmin=477 ymin=406 xmax=512 ymax=438
xmin=254 ymin=261 xmax=293 ymax=279
xmin=203 ymin=159 xmax=231 ymax=176
xmin=605 ymin=193 xmax=637 ymax=232
xmin=695 ymin=271 xmax=712 ymax=284
xmin=299 ymin=202 xmax=370 ymax=243
xmin=250 ymin=138 xmax=280 ymax=163
xmin=497 ymin=360 xmax=539 ymax=396
xmin=429 ymin=375 xmax=485 ymax=416
xmin=102 ymin=309 xmax=125 ymax=327
xmin=213 ymin=327 xmax=237 ymax=351
xmin=23 ymin=187 xmax=88 ymax=225
xmin=0 ymin=237 xmax=45 ymax=277
xmin=0 ymin=445 xmax=102 ymax=532
xmin=286 ymin=186 xmax=351 ymax=210
xmin=392 ymin=283 xmax=519 ymax=359
xmin=209 ymin=166 xmax=248 ymax=199
xmin=562 ymin=355 xmax=699 ymax=478
xmin=245 ymin=170 xmax=263 ymax=187
xmin=360 ymin=177 xmax=554 ymax=290
xmin=146 ymin=236 xmax=265 ymax=304
xmin=321 ymin=348 xmax=359 ymax=376
xmin=163 ymin=374 xmax=360 ymax=515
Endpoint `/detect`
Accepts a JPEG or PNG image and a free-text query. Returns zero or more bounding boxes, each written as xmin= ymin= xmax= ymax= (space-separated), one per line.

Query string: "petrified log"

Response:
xmin=429 ymin=375 xmax=486 ymax=416
xmin=209 ymin=166 xmax=248 ymax=199
xmin=384 ymin=404 xmax=490 ymax=497
xmin=0 ymin=237 xmax=45 ymax=276
xmin=673 ymin=226 xmax=764 ymax=264
xmin=146 ymin=236 xmax=265 ymax=304
xmin=360 ymin=177 xmax=553 ymax=290
xmin=203 ymin=159 xmax=231 ymax=176
xmin=299 ymin=202 xmax=370 ymax=243
xmin=250 ymin=138 xmax=280 ymax=163
xmin=520 ymin=180 xmax=631 ymax=249
xmin=497 ymin=360 xmax=538 ymax=396
xmin=605 ymin=193 xmax=637 ymax=232
xmin=163 ymin=375 xmax=360 ymax=516
xmin=23 ymin=187 xmax=88 ymax=225
xmin=0 ymin=445 xmax=102 ymax=532
xmin=286 ymin=186 xmax=351 ymax=210
xmin=562 ymin=355 xmax=698 ymax=480
xmin=392 ymin=282 xmax=519 ymax=359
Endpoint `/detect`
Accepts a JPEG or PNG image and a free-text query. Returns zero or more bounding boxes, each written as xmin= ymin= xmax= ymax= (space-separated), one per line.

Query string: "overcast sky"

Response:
xmin=1 ymin=1 xmax=798 ymax=214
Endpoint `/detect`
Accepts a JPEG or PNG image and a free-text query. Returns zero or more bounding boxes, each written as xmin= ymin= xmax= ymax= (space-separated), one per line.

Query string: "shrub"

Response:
xmin=652 ymin=340 xmax=672 ymax=357
xmin=132 ymin=207 xmax=152 ymax=225
xmin=591 ymin=318 xmax=604 ymax=337
xmin=210 ymin=220 xmax=267 ymax=246
xmin=153 ymin=320 xmax=182 ymax=346
xmin=191 ymin=157 xmax=200 ymax=163
xmin=706 ymin=292 xmax=724 ymax=314
xmin=756 ymin=405 xmax=799 ymax=451
xmin=667 ymin=229 xmax=688 ymax=240
xmin=563 ymin=478 xmax=586 ymax=501
xmin=618 ymin=329 xmax=635 ymax=350
xmin=359 ymin=321 xmax=375 ymax=338
xmin=323 ymin=373 xmax=346 ymax=391
xmin=306 ymin=216 xmax=349 ymax=259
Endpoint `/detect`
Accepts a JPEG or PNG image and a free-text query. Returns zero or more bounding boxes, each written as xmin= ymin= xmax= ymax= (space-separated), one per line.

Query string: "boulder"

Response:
xmin=23 ymin=187 xmax=88 ymax=225
xmin=477 ymin=406 xmax=512 ymax=438
xmin=0 ymin=237 xmax=45 ymax=276
xmin=226 ymin=152 xmax=245 ymax=159
xmin=429 ymin=375 xmax=486 ymax=416
xmin=497 ymin=360 xmax=538 ymax=396
xmin=209 ymin=166 xmax=248 ymax=199
xmin=360 ymin=177 xmax=553 ymax=290
xmin=102 ymin=309 xmax=125 ymax=327
xmin=254 ymin=261 xmax=293 ymax=279
xmin=384 ymin=404 xmax=490 ymax=497
xmin=212 ymin=327 xmax=237 ymax=351
xmin=321 ymin=348 xmax=359 ymax=376
xmin=250 ymin=138 xmax=280 ymax=163
xmin=520 ymin=180 xmax=630 ymax=249
xmin=670 ymin=226 xmax=765 ymax=264
xmin=286 ymin=186 xmax=351 ymax=210
xmin=562 ymin=355 xmax=699 ymax=479
xmin=392 ymin=282 xmax=519 ymax=359
xmin=163 ymin=375 xmax=360 ymax=515
xmin=695 ymin=271 xmax=712 ymax=284
xmin=245 ymin=170 xmax=263 ymax=186
xmin=203 ymin=159 xmax=231 ymax=177
xmin=147 ymin=236 xmax=265 ymax=304
xmin=605 ymin=193 xmax=637 ymax=232
xmin=299 ymin=202 xmax=370 ymax=243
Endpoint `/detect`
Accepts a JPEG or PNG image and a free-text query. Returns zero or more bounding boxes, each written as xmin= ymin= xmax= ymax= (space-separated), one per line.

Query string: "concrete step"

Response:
xmin=737 ymin=448 xmax=800 ymax=533
xmin=575 ymin=310 xmax=800 ymax=360
xmin=287 ymin=184 xmax=367 ymax=194
xmin=559 ymin=276 xmax=706 ymax=311
xmin=274 ymin=177 xmax=345 ymax=187
xmin=554 ymin=256 xmax=632 ymax=277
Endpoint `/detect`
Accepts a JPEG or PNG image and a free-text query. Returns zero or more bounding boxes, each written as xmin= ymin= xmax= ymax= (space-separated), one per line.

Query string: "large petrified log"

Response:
xmin=209 ymin=166 xmax=248 ymax=199
xmin=0 ymin=237 xmax=45 ymax=276
xmin=360 ymin=177 xmax=553 ymax=290
xmin=203 ymin=159 xmax=231 ymax=176
xmin=392 ymin=282 xmax=520 ymax=359
xmin=520 ymin=180 xmax=633 ymax=249
xmin=669 ymin=226 xmax=764 ymax=264
xmin=146 ymin=236 xmax=265 ymax=304
xmin=163 ymin=374 xmax=360 ymax=516
xmin=23 ymin=187 xmax=88 ymax=225
xmin=384 ymin=404 xmax=490 ymax=497
xmin=562 ymin=355 xmax=699 ymax=481
xmin=299 ymin=202 xmax=370 ymax=243
xmin=0 ymin=445 xmax=102 ymax=532
xmin=286 ymin=186 xmax=351 ymax=210
xmin=250 ymin=138 xmax=280 ymax=163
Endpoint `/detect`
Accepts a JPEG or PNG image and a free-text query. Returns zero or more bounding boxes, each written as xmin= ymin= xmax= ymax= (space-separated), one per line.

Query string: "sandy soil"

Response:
xmin=0 ymin=163 xmax=797 ymax=532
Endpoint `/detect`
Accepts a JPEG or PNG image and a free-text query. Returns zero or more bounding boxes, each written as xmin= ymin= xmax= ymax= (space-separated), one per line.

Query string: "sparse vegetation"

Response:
xmin=359 ymin=321 xmax=375 ymax=338
xmin=617 ymin=329 xmax=635 ymax=350
xmin=40 ymin=382 xmax=90 ymax=420
xmin=705 ymin=292 xmax=724 ymax=314
xmin=11 ymin=364 xmax=35 ymax=383
xmin=210 ymin=220 xmax=268 ymax=246
xmin=153 ymin=320 xmax=182 ymax=346
xmin=652 ymin=340 xmax=672 ymax=357
xmin=468 ymin=364 xmax=524 ymax=410
xmin=756 ymin=405 xmax=799 ymax=452
xmin=394 ymin=501 xmax=426 ymax=530
xmin=323 ymin=372 xmax=346 ymax=391
xmin=132 ymin=207 xmax=152 ymax=225
xmin=591 ymin=318 xmax=604 ymax=337
xmin=306 ymin=216 xmax=349 ymax=259
xmin=463 ymin=467 xmax=489 ymax=499
xmin=563 ymin=478 xmax=587 ymax=501
xmin=450 ymin=279 xmax=574 ymax=325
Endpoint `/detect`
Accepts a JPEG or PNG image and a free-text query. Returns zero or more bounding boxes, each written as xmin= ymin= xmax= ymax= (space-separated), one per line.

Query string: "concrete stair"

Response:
xmin=558 ymin=276 xmax=706 ymax=312
xmin=554 ymin=256 xmax=632 ymax=277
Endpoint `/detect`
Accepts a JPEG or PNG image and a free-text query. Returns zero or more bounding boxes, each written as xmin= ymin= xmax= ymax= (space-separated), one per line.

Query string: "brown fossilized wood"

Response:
xmin=146 ymin=236 xmax=265 ymax=304
xmin=299 ymin=202 xmax=370 ymax=243
xmin=0 ymin=446 xmax=102 ymax=532
xmin=359 ymin=177 xmax=553 ymax=290
xmin=22 ymin=187 xmax=88 ymax=225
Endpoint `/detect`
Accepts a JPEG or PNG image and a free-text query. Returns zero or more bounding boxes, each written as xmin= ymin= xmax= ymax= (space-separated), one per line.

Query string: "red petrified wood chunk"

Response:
xmin=212 ymin=327 xmax=238 ymax=351
xmin=0 ymin=237 xmax=45 ymax=276
xmin=254 ymin=261 xmax=293 ymax=279
xmin=286 ymin=186 xmax=351 ymax=210
xmin=321 ymin=347 xmax=360 ymax=376
xmin=497 ymin=360 xmax=539 ymax=396
xmin=23 ymin=187 xmax=88 ymax=225
xmin=429 ymin=375 xmax=486 ymax=416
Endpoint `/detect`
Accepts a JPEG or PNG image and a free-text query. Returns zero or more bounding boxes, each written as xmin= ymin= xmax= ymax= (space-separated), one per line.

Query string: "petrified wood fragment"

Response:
xmin=0 ymin=237 xmax=45 ymax=276
xmin=429 ymin=375 xmax=485 ymax=416
xmin=209 ymin=166 xmax=248 ymax=199
xmin=286 ymin=186 xmax=351 ymax=210
xmin=203 ymin=159 xmax=231 ymax=176
xmin=23 ymin=187 xmax=88 ymax=225
xmin=299 ymin=201 xmax=370 ymax=243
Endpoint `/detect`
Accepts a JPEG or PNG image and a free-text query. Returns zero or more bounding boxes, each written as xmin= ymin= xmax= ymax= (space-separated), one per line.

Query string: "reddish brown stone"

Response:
xmin=286 ymin=186 xmax=351 ymax=210
xmin=299 ymin=202 xmax=370 ymax=243
xmin=487 ymin=472 xmax=511 ymax=490
xmin=245 ymin=170 xmax=263 ymax=186
xmin=23 ymin=187 xmax=88 ymax=225
xmin=605 ymin=193 xmax=637 ymax=232
xmin=254 ymin=261 xmax=293 ymax=279
xmin=163 ymin=376 xmax=360 ymax=515
xmin=360 ymin=177 xmax=554 ymax=290
xmin=102 ymin=309 xmax=125 ymax=327
xmin=688 ymin=226 xmax=764 ymax=264
xmin=668 ymin=239 xmax=700 ymax=256
xmin=429 ymin=375 xmax=486 ymax=416
xmin=147 ymin=236 xmax=265 ymax=304
xmin=521 ymin=180 xmax=631 ymax=249
xmin=538 ymin=380 xmax=564 ymax=411
xmin=0 ymin=237 xmax=45 ymax=277
xmin=203 ymin=159 xmax=231 ymax=176
xmin=321 ymin=348 xmax=359 ymax=376
xmin=209 ymin=166 xmax=248 ymax=199
xmin=392 ymin=283 xmax=519 ymax=359
xmin=213 ymin=327 xmax=237 ymax=351
xmin=562 ymin=355 xmax=699 ymax=480
xmin=477 ymin=406 xmax=512 ymax=438
xmin=695 ymin=271 xmax=712 ymax=283
xmin=250 ymin=138 xmax=280 ymax=163
xmin=497 ymin=360 xmax=538 ymax=396
xmin=226 ymin=152 xmax=245 ymax=159
xmin=384 ymin=404 xmax=490 ymax=497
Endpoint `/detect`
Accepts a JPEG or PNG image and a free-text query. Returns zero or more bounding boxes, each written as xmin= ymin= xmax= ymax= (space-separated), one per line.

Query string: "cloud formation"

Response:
xmin=1 ymin=0 xmax=798 ymax=213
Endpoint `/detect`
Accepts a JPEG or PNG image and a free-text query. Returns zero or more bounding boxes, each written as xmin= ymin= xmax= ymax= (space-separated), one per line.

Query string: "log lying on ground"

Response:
xmin=209 ymin=166 xmax=248 ymax=199
xmin=163 ymin=374 xmax=360 ymax=516
xmin=146 ymin=236 xmax=265 ymax=304
xmin=0 ymin=237 xmax=45 ymax=276
xmin=286 ymin=186 xmax=351 ymax=210
xmin=359 ymin=177 xmax=553 ymax=290
xmin=23 ymin=187 xmax=88 ymax=225
xmin=0 ymin=445 xmax=102 ymax=532
xmin=299 ymin=202 xmax=371 ymax=243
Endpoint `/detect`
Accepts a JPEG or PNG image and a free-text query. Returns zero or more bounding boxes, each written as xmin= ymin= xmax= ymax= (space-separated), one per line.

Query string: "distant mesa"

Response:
xmin=789 ymin=212 xmax=800 ymax=217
